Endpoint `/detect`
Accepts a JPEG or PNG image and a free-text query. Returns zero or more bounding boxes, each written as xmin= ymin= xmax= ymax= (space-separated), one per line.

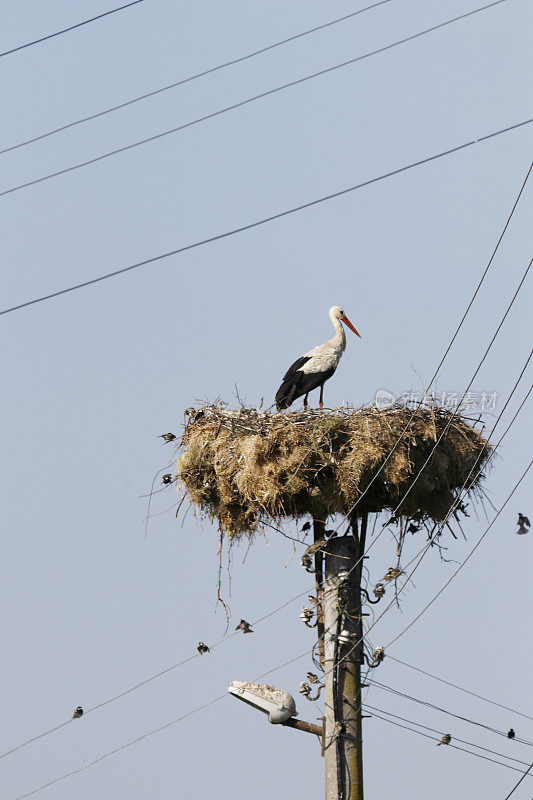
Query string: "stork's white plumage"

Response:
xmin=275 ymin=305 xmax=360 ymax=411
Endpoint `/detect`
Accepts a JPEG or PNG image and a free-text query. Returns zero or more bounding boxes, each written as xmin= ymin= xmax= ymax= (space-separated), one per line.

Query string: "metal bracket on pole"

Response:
xmin=282 ymin=715 xmax=326 ymax=757
xmin=282 ymin=718 xmax=323 ymax=737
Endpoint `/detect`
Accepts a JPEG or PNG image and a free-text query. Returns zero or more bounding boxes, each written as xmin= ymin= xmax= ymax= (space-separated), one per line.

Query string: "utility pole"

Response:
xmin=313 ymin=519 xmax=326 ymax=669
xmin=323 ymin=517 xmax=367 ymax=800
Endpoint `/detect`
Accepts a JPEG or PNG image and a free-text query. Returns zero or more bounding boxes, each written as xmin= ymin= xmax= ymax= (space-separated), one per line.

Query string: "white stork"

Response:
xmin=275 ymin=305 xmax=361 ymax=411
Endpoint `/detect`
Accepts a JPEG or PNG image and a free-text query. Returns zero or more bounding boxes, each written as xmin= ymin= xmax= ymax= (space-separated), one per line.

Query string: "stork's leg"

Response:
xmin=303 ymin=393 xmax=309 ymax=409
xmin=319 ymin=384 xmax=324 ymax=410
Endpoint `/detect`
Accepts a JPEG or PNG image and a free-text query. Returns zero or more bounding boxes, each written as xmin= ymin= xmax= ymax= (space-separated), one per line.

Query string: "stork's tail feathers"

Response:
xmin=275 ymin=381 xmax=298 ymax=410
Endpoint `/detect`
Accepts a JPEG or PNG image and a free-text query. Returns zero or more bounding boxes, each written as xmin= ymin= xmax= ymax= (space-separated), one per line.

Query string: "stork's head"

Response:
xmin=329 ymin=305 xmax=361 ymax=337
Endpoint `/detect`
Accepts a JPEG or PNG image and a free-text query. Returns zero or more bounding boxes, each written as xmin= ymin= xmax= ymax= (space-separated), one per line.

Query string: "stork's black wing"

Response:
xmin=281 ymin=356 xmax=311 ymax=382
xmin=275 ymin=355 xmax=335 ymax=410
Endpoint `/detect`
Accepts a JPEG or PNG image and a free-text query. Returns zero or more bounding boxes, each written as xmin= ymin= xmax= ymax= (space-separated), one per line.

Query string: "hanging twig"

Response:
xmin=216 ymin=531 xmax=231 ymax=631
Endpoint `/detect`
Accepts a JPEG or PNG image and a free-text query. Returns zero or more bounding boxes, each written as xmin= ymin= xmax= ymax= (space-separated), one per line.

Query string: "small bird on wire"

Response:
xmin=436 ymin=733 xmax=452 ymax=746
xmin=382 ymin=567 xmax=402 ymax=582
xmin=72 ymin=707 xmax=83 ymax=719
xmin=373 ymin=646 xmax=385 ymax=663
xmin=235 ymin=619 xmax=253 ymax=634
xmin=275 ymin=305 xmax=361 ymax=411
xmin=301 ymin=520 xmax=311 ymax=532
xmin=159 ymin=433 xmax=176 ymax=443
xmin=301 ymin=553 xmax=313 ymax=571
xmin=306 ymin=672 xmax=320 ymax=684
xmin=508 ymin=728 xmax=516 ymax=739
xmin=517 ymin=513 xmax=531 ymax=535
xmin=197 ymin=642 xmax=210 ymax=654
xmin=299 ymin=680 xmax=323 ymax=701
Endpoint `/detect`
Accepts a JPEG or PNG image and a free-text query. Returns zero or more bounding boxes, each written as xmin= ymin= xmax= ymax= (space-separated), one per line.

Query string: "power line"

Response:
xmin=8 ymin=635 xmax=317 ymax=800
xmin=370 ymin=680 xmax=533 ymax=746
xmin=0 ymin=0 xmax=393 ymax=156
xmin=418 ymin=353 xmax=533 ymax=541
xmin=0 ymin=1 xmax=147 ymax=59
xmin=387 ymin=654 xmax=533 ymax=723
xmin=0 ymin=0 xmax=513 ymax=198
xmin=369 ymin=709 xmax=533 ymax=778
xmin=1 ymin=118 xmax=531 ymax=319
xmin=11 ymin=693 xmax=229 ymax=800
xmin=385 ymin=446 xmax=533 ymax=649
xmin=364 ymin=704 xmax=532 ymax=767
xmin=503 ymin=760 xmax=533 ymax=798
xmin=0 ymin=587 xmax=310 ymax=761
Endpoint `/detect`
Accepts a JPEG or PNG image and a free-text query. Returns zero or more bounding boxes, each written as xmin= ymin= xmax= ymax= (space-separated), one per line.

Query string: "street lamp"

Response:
xmin=228 ymin=680 xmax=324 ymax=746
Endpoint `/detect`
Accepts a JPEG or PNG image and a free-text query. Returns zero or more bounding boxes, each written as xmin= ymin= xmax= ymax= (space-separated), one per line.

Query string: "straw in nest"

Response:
xmin=175 ymin=403 xmax=491 ymax=539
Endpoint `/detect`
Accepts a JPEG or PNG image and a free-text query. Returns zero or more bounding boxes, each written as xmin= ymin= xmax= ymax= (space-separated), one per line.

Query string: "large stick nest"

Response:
xmin=175 ymin=403 xmax=491 ymax=538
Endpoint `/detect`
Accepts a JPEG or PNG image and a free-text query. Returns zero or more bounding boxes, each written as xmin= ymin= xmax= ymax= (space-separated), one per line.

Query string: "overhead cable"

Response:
xmin=364 ymin=703 xmax=532 ymax=766
xmin=387 ymin=654 xmax=533 ymax=722
xmin=0 ymin=1 xmax=146 ymax=59
xmin=370 ymin=681 xmax=533 ymax=746
xmin=1 ymin=120 xmax=531 ymax=318
xmin=0 ymin=0 xmax=393 ymax=155
xmin=0 ymin=0 xmax=512 ymax=198
xmin=0 ymin=587 xmax=309 ymax=761
xmin=10 ymin=693 xmax=228 ymax=800
xmin=369 ymin=710 xmax=533 ymax=778
xmin=8 ymin=638 xmax=320 ymax=800
xmin=502 ymin=760 xmax=533 ymax=798
xmin=385 ymin=449 xmax=533 ymax=648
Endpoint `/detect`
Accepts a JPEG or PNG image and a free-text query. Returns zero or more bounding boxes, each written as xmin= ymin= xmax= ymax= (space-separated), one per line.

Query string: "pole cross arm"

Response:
xmin=282 ymin=717 xmax=324 ymax=738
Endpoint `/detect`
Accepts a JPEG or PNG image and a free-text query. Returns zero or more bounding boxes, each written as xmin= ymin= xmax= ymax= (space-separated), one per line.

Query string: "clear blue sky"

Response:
xmin=1 ymin=1 xmax=532 ymax=798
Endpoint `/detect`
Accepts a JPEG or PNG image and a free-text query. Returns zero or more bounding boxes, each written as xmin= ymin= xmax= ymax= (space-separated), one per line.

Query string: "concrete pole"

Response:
xmin=313 ymin=519 xmax=326 ymax=669
xmin=323 ymin=535 xmax=364 ymax=800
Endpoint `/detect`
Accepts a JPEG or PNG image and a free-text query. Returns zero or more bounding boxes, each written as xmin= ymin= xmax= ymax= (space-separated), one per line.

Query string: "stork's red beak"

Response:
xmin=341 ymin=316 xmax=361 ymax=338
